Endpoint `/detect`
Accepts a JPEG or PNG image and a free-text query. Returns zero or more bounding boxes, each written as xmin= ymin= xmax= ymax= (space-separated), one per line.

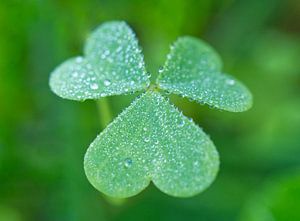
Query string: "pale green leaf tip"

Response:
xmin=179 ymin=36 xmax=223 ymax=70
xmin=84 ymin=91 xmax=219 ymax=198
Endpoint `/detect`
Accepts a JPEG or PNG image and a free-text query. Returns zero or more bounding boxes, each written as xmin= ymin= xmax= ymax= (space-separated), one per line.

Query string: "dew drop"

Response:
xmin=226 ymin=79 xmax=235 ymax=85
xmin=138 ymin=61 xmax=143 ymax=68
xmin=178 ymin=120 xmax=185 ymax=127
xmin=144 ymin=137 xmax=150 ymax=143
xmin=158 ymin=66 xmax=164 ymax=73
xmin=116 ymin=46 xmax=122 ymax=52
xmin=90 ymin=83 xmax=99 ymax=90
xmin=124 ymin=158 xmax=132 ymax=168
xmin=76 ymin=57 xmax=83 ymax=63
xmin=143 ymin=127 xmax=147 ymax=131
xmin=103 ymin=79 xmax=111 ymax=86
xmin=193 ymin=161 xmax=199 ymax=167
xmin=72 ymin=72 xmax=79 ymax=77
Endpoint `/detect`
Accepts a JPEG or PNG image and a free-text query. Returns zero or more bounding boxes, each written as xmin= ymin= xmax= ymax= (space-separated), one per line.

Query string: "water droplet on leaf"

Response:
xmin=124 ymin=158 xmax=133 ymax=168
xmin=226 ymin=79 xmax=235 ymax=85
xmin=178 ymin=120 xmax=185 ymax=127
xmin=158 ymin=66 xmax=164 ymax=73
xmin=90 ymin=83 xmax=99 ymax=90
xmin=104 ymin=79 xmax=111 ymax=86
xmin=76 ymin=57 xmax=83 ymax=63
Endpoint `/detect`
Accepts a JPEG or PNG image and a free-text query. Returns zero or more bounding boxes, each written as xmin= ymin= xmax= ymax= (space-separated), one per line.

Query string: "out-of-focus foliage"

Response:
xmin=239 ymin=170 xmax=300 ymax=221
xmin=0 ymin=0 xmax=299 ymax=221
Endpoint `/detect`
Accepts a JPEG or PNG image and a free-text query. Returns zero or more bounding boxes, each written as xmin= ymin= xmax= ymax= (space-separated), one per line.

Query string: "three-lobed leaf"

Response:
xmin=49 ymin=21 xmax=149 ymax=100
xmin=49 ymin=21 xmax=253 ymax=199
xmin=84 ymin=91 xmax=219 ymax=198
xmin=157 ymin=37 xmax=252 ymax=112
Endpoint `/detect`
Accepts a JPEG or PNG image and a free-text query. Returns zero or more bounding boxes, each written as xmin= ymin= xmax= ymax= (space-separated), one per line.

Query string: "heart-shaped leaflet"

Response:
xmin=84 ymin=91 xmax=219 ymax=198
xmin=157 ymin=37 xmax=252 ymax=112
xmin=49 ymin=21 xmax=149 ymax=100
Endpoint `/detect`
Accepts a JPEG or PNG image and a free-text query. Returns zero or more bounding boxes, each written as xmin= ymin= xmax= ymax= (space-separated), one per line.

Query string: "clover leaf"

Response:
xmin=49 ymin=21 xmax=252 ymax=198
xmin=49 ymin=21 xmax=149 ymax=100
xmin=84 ymin=91 xmax=219 ymax=198
xmin=156 ymin=37 xmax=252 ymax=112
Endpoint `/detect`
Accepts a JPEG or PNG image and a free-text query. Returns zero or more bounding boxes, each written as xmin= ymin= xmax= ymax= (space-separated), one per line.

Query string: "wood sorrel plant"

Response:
xmin=49 ymin=21 xmax=252 ymax=198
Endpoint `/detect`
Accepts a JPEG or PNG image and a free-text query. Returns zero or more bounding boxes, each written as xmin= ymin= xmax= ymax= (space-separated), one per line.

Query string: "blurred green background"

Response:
xmin=0 ymin=0 xmax=300 ymax=220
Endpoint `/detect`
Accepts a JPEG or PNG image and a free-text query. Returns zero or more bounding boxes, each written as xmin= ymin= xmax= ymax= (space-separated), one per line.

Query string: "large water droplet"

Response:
xmin=76 ymin=57 xmax=83 ymax=63
xmin=124 ymin=158 xmax=132 ymax=168
xmin=193 ymin=161 xmax=199 ymax=167
xmin=226 ymin=79 xmax=235 ymax=85
xmin=158 ymin=66 xmax=164 ymax=73
xmin=103 ymin=79 xmax=111 ymax=86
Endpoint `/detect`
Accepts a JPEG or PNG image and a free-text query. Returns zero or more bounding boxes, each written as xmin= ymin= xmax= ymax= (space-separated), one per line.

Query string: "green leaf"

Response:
xmin=84 ymin=91 xmax=219 ymax=198
xmin=156 ymin=36 xmax=252 ymax=112
xmin=49 ymin=21 xmax=149 ymax=100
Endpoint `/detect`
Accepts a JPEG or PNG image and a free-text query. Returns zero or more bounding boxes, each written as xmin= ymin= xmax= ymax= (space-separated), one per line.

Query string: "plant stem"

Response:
xmin=95 ymin=97 xmax=125 ymax=206
xmin=96 ymin=97 xmax=113 ymax=130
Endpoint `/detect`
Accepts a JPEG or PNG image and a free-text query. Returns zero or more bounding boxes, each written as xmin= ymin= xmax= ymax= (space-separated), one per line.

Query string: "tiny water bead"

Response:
xmin=90 ymin=83 xmax=99 ymax=90
xmin=226 ymin=79 xmax=235 ymax=85
xmin=103 ymin=79 xmax=111 ymax=86
xmin=158 ymin=66 xmax=164 ymax=73
xmin=178 ymin=120 xmax=185 ymax=127
xmin=138 ymin=61 xmax=143 ymax=68
xmin=76 ymin=56 xmax=83 ymax=63
xmin=124 ymin=158 xmax=133 ymax=168
xmin=193 ymin=161 xmax=199 ymax=167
